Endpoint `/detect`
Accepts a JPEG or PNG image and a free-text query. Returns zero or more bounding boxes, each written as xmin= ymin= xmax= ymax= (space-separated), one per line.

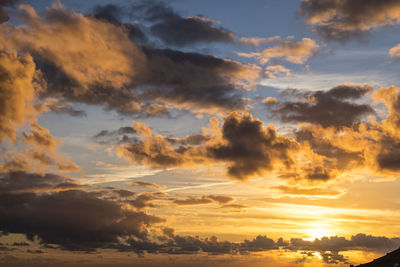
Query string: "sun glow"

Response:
xmin=305 ymin=224 xmax=334 ymax=241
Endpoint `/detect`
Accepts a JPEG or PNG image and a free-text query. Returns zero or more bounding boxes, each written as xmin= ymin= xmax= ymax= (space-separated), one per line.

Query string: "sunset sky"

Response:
xmin=2 ymin=0 xmax=400 ymax=266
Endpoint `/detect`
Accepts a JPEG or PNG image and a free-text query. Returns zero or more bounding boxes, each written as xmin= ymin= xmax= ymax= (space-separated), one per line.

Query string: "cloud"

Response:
xmin=127 ymin=181 xmax=163 ymax=190
xmin=9 ymin=3 xmax=142 ymax=90
xmin=0 ymin=0 xmax=20 ymax=23
xmin=110 ymin=84 xmax=400 ymax=181
xmin=289 ymin=234 xmax=400 ymax=253
xmin=115 ymin=232 xmax=400 ymax=263
xmin=0 ymin=122 xmax=82 ymax=173
xmin=132 ymin=0 xmax=234 ymax=46
xmin=34 ymin=98 xmax=86 ymax=117
xmin=22 ymin=123 xmax=60 ymax=151
xmin=264 ymin=65 xmax=291 ymax=79
xmin=137 ymin=47 xmax=260 ymax=114
xmin=239 ymin=37 xmax=319 ymax=64
xmin=298 ymin=0 xmax=400 ymax=41
xmin=207 ymin=113 xmax=299 ymax=179
xmin=128 ymin=191 xmax=167 ymax=210
xmin=0 ymin=171 xmax=83 ymax=194
xmin=173 ymin=195 xmax=233 ymax=206
xmin=389 ymin=43 xmax=400 ymax=59
xmin=1 ymin=3 xmax=260 ymax=117
xmin=0 ymin=171 xmax=165 ymax=251
xmin=239 ymin=36 xmax=281 ymax=47
xmin=0 ymin=172 xmax=398 ymax=259
xmin=114 ymin=113 xmax=299 ymax=180
xmin=267 ymin=84 xmax=375 ymax=127
xmin=91 ymin=4 xmax=147 ymax=43
xmin=0 ymin=50 xmax=37 ymax=142
xmin=272 ymin=185 xmax=344 ymax=198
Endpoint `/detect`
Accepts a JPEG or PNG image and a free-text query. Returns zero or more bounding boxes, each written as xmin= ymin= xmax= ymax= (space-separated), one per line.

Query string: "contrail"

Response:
xmin=163 ymin=182 xmax=234 ymax=193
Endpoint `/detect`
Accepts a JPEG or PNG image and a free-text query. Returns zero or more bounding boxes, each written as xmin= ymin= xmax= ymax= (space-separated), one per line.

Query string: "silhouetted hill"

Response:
xmin=354 ymin=247 xmax=400 ymax=267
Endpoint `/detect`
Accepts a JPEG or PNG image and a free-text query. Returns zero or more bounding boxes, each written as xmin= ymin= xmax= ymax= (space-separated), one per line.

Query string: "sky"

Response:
xmin=1 ymin=0 xmax=400 ymax=266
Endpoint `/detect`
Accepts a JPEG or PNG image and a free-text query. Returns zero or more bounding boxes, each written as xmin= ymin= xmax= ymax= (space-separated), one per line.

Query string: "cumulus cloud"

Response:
xmin=114 ymin=113 xmax=299 ymax=180
xmin=299 ymin=0 xmax=400 ymax=41
xmin=110 ymin=84 xmax=400 ymax=181
xmin=0 ymin=122 xmax=81 ymax=173
xmin=207 ymin=113 xmax=299 ymax=179
xmin=0 ymin=3 xmax=260 ymax=117
xmin=132 ymin=0 xmax=234 ymax=46
xmin=0 ymin=171 xmax=165 ymax=251
xmin=239 ymin=37 xmax=319 ymax=64
xmin=128 ymin=191 xmax=167 ymax=210
xmin=279 ymin=85 xmax=400 ymax=176
xmin=0 ymin=50 xmax=37 ymax=142
xmin=91 ymin=4 xmax=147 ymax=43
xmin=0 ymin=171 xmax=83 ymax=194
xmin=267 ymin=84 xmax=375 ymax=127
xmin=8 ymin=3 xmax=142 ymax=90
xmin=137 ymin=47 xmax=260 ymax=114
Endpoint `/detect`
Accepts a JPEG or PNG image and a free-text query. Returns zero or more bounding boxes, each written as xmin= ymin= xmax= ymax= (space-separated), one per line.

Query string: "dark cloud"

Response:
xmin=93 ymin=126 xmax=138 ymax=145
xmin=34 ymin=43 xmax=256 ymax=117
xmin=137 ymin=47 xmax=257 ymax=113
xmin=298 ymin=0 xmax=400 ymax=42
xmin=241 ymin=235 xmax=277 ymax=251
xmin=112 ymin=189 xmax=135 ymax=198
xmin=150 ymin=15 xmax=234 ymax=46
xmin=92 ymin=4 xmax=122 ymax=25
xmin=207 ymin=113 xmax=299 ymax=179
xmin=112 ymin=232 xmax=400 ymax=263
xmin=0 ymin=0 xmax=20 ymax=23
xmin=376 ymin=138 xmax=400 ymax=171
xmin=114 ymin=113 xmax=298 ymax=180
xmin=129 ymin=191 xmax=166 ymax=210
xmin=133 ymin=0 xmax=234 ymax=46
xmin=0 ymin=172 xmax=165 ymax=251
xmin=268 ymin=85 xmax=374 ymax=127
xmin=0 ymin=171 xmax=83 ymax=194
xmin=289 ymin=234 xmax=400 ymax=253
xmin=91 ymin=4 xmax=147 ymax=43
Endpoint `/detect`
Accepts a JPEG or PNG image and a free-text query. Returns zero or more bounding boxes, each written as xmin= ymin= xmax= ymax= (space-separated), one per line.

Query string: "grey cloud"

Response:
xmin=0 ymin=172 xmax=165 ymax=251
xmin=268 ymin=85 xmax=375 ymax=127
xmin=91 ymin=4 xmax=147 ymax=43
xmin=299 ymin=0 xmax=400 ymax=42
xmin=0 ymin=0 xmax=20 ymax=23
xmin=207 ymin=113 xmax=299 ymax=179
xmin=133 ymin=0 xmax=234 ymax=46
xmin=0 ymin=171 xmax=83 ymax=194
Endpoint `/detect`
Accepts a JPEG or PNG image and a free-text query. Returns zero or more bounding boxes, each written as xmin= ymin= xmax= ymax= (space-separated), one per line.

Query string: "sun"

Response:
xmin=305 ymin=225 xmax=333 ymax=240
